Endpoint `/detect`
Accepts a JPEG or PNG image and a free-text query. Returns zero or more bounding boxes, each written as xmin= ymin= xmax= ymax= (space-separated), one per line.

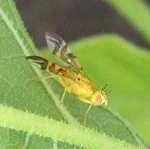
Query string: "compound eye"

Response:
xmin=95 ymin=95 xmax=103 ymax=104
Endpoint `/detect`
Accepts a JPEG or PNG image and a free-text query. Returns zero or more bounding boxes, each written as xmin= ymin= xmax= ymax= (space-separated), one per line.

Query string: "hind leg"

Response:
xmin=28 ymin=74 xmax=58 ymax=79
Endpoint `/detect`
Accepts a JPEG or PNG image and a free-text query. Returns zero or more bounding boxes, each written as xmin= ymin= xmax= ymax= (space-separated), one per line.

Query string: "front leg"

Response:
xmin=78 ymin=96 xmax=93 ymax=127
xmin=77 ymin=96 xmax=91 ymax=104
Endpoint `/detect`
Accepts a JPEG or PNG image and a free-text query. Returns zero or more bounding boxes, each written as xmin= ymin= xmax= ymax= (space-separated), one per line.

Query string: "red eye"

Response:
xmin=95 ymin=95 xmax=102 ymax=103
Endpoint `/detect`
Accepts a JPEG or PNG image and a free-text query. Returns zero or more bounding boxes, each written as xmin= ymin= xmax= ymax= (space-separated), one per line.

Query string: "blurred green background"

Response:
xmin=16 ymin=0 xmax=150 ymax=146
xmin=16 ymin=0 xmax=150 ymax=49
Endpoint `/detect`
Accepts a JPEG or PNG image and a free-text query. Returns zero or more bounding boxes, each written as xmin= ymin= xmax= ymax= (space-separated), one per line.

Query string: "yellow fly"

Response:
xmin=26 ymin=32 xmax=108 ymax=126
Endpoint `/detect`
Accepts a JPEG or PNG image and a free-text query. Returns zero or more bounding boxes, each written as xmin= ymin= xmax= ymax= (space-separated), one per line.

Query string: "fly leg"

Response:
xmin=27 ymin=74 xmax=58 ymax=79
xmin=77 ymin=96 xmax=92 ymax=127
xmin=51 ymin=88 xmax=67 ymax=116
xmin=51 ymin=77 xmax=69 ymax=116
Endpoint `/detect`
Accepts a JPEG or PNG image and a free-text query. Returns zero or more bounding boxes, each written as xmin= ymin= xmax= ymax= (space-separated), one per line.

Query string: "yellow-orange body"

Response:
xmin=48 ymin=61 xmax=95 ymax=98
xmin=58 ymin=74 xmax=94 ymax=98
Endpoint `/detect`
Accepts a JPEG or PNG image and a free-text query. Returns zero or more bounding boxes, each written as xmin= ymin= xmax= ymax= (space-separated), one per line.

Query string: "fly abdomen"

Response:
xmin=26 ymin=56 xmax=51 ymax=70
xmin=26 ymin=56 xmax=74 ymax=79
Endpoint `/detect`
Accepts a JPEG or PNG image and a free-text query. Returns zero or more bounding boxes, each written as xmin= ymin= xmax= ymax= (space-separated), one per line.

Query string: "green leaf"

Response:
xmin=0 ymin=105 xmax=139 ymax=149
xmin=0 ymin=0 xmax=147 ymax=148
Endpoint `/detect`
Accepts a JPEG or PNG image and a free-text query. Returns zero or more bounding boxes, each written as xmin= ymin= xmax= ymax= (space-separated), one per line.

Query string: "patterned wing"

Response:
xmin=45 ymin=32 xmax=83 ymax=75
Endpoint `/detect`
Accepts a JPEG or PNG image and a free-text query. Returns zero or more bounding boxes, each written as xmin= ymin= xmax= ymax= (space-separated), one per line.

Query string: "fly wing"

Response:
xmin=45 ymin=32 xmax=83 ymax=75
